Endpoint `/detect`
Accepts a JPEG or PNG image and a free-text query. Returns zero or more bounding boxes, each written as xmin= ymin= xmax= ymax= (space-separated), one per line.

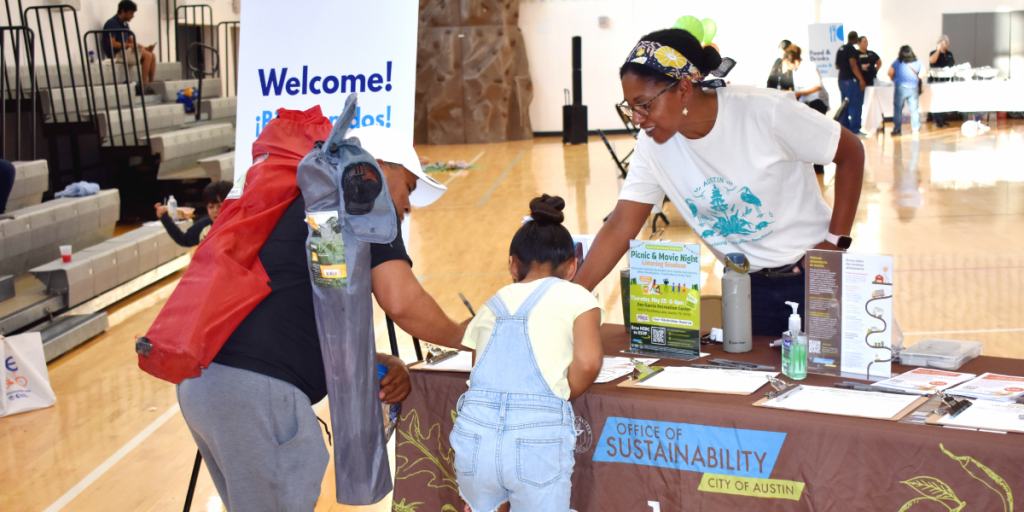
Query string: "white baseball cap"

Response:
xmin=352 ymin=125 xmax=447 ymax=207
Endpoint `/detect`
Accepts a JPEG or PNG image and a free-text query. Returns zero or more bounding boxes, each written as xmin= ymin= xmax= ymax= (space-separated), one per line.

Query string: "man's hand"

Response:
xmin=154 ymin=202 xmax=168 ymax=218
xmin=377 ymin=353 xmax=411 ymax=404
xmin=813 ymin=240 xmax=842 ymax=252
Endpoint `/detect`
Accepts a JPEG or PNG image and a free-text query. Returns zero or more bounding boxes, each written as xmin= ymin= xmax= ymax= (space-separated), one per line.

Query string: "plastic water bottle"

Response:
xmin=378 ymin=363 xmax=402 ymax=442
xmin=167 ymin=195 xmax=178 ymax=222
xmin=88 ymin=50 xmax=96 ymax=64
xmin=721 ymin=253 xmax=752 ymax=353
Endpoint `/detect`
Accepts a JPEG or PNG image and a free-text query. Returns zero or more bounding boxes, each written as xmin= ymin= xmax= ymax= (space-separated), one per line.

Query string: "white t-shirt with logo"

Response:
xmin=619 ymin=86 xmax=841 ymax=271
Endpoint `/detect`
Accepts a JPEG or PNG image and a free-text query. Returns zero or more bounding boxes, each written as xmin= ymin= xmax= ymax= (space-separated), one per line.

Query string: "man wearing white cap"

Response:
xmin=176 ymin=126 xmax=463 ymax=511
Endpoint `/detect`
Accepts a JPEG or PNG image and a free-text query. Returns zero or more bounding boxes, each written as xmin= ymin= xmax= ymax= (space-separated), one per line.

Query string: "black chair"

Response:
xmin=598 ymin=106 xmax=669 ymax=233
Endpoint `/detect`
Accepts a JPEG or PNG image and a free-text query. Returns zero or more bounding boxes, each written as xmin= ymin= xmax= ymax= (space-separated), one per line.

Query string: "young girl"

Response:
xmin=451 ymin=194 xmax=604 ymax=512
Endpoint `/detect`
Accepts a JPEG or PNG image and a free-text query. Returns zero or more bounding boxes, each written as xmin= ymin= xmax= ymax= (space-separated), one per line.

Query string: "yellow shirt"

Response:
xmin=462 ymin=279 xmax=604 ymax=399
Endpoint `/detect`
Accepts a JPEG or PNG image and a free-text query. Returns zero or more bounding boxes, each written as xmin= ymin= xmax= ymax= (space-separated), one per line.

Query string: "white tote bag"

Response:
xmin=2 ymin=333 xmax=57 ymax=417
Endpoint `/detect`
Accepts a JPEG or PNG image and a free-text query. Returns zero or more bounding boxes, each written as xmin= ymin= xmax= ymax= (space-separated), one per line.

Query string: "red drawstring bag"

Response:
xmin=138 ymin=106 xmax=333 ymax=383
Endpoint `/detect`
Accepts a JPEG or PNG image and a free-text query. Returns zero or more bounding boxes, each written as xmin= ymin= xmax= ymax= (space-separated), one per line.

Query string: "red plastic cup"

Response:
xmin=60 ymin=245 xmax=72 ymax=263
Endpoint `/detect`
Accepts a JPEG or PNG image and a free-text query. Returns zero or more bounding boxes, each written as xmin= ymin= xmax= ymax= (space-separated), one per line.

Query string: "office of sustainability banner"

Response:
xmin=232 ymin=0 xmax=418 ymax=180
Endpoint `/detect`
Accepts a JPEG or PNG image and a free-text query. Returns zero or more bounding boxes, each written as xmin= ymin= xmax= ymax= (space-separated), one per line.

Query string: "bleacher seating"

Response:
xmin=31 ymin=223 xmax=190 ymax=307
xmin=150 ymin=78 xmax=222 ymax=103
xmin=201 ymin=97 xmax=237 ymax=122
xmin=8 ymin=160 xmax=49 ymax=211
xmin=198 ymin=151 xmax=234 ymax=182
xmin=0 ymin=190 xmax=120 ymax=276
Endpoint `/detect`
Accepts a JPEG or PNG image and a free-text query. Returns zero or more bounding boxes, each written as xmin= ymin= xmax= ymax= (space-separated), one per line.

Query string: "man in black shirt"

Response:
xmin=176 ymin=128 xmax=461 ymax=510
xmin=857 ymin=36 xmax=881 ymax=86
xmin=836 ymin=30 xmax=867 ymax=134
xmin=929 ymin=35 xmax=955 ymax=127
xmin=102 ymin=1 xmax=156 ymax=85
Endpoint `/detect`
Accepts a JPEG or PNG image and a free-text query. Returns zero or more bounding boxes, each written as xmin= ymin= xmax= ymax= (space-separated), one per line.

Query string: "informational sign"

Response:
xmin=628 ymin=241 xmax=701 ymax=358
xmin=232 ymin=0 xmax=418 ymax=180
xmin=804 ymin=250 xmax=894 ymax=378
xmin=807 ymin=23 xmax=845 ymax=79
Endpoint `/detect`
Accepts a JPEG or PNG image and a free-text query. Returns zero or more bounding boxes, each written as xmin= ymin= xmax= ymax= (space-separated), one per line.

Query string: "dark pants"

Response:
xmin=805 ymin=100 xmax=829 ymax=174
xmin=0 ymin=159 xmax=15 ymax=214
xmin=750 ymin=260 xmax=805 ymax=336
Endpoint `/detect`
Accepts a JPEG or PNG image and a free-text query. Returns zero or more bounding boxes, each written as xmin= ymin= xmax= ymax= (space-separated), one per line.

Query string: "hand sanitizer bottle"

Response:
xmin=782 ymin=301 xmax=807 ymax=380
xmin=167 ymin=195 xmax=178 ymax=222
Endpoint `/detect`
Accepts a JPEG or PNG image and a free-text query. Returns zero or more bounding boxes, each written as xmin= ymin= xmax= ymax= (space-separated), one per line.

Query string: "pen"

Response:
xmin=708 ymin=359 xmax=776 ymax=371
xmin=691 ymin=364 xmax=734 ymax=370
xmin=835 ymin=382 xmax=922 ymax=396
xmin=774 ymin=385 xmax=803 ymax=402
xmin=459 ymin=292 xmax=476 ymax=317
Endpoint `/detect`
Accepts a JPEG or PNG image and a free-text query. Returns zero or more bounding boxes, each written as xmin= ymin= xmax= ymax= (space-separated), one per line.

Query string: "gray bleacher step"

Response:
xmin=201 ymin=97 xmax=237 ymax=121
xmin=39 ymin=83 xmax=137 ymax=118
xmin=97 ymin=103 xmax=189 ymax=140
xmin=5 ymin=61 xmax=181 ymax=91
xmin=36 ymin=312 xmax=109 ymax=362
xmin=150 ymin=122 xmax=234 ymax=162
xmin=8 ymin=160 xmax=49 ymax=211
xmin=198 ymin=151 xmax=235 ymax=182
xmin=32 ymin=223 xmax=190 ymax=308
xmin=0 ymin=275 xmax=14 ymax=302
xmin=150 ymin=78 xmax=223 ymax=102
xmin=0 ymin=190 xmax=120 ymax=277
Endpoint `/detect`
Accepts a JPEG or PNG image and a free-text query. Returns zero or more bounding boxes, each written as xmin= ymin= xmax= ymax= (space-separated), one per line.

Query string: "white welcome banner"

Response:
xmin=232 ymin=0 xmax=419 ymax=180
xmin=807 ymin=23 xmax=845 ymax=80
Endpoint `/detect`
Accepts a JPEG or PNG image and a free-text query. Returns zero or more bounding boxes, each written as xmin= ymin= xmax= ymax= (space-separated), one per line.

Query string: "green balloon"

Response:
xmin=701 ymin=18 xmax=717 ymax=44
xmin=672 ymin=15 xmax=704 ymax=44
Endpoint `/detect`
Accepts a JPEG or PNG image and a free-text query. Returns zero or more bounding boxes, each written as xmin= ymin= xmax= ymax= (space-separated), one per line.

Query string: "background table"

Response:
xmin=862 ymin=80 xmax=1024 ymax=136
xmin=393 ymin=325 xmax=1024 ymax=511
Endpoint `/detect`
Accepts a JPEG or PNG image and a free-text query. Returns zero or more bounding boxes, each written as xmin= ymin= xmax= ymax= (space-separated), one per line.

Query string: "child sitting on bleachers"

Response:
xmin=155 ymin=181 xmax=232 ymax=247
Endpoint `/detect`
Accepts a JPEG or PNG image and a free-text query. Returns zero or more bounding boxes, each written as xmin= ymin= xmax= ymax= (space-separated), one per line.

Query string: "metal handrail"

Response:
xmin=186 ymin=42 xmax=218 ymax=121
xmin=2 ymin=0 xmax=24 ymax=99
xmin=215 ymin=21 xmax=239 ymax=97
xmin=175 ymin=4 xmax=213 ymax=63
xmin=156 ymin=0 xmax=178 ymax=63
xmin=83 ymin=29 xmax=150 ymax=148
xmin=24 ymin=5 xmax=90 ymax=124
xmin=1 ymin=26 xmax=37 ymax=160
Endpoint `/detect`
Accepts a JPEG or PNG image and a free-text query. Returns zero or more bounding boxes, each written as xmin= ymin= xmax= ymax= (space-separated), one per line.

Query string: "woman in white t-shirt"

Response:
xmin=783 ymin=44 xmax=829 ymax=174
xmin=575 ymin=28 xmax=865 ymax=336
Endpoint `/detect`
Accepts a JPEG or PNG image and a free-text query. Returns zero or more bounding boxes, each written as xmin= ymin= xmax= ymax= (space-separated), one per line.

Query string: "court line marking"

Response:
xmin=42 ymin=404 xmax=181 ymax=512
xmin=442 ymin=151 xmax=485 ymax=186
xmin=477 ymin=150 xmax=524 ymax=206
xmin=903 ymin=328 xmax=1024 ymax=335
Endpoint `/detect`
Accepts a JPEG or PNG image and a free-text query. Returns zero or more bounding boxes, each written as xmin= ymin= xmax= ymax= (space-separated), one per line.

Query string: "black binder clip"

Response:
xmin=934 ymin=391 xmax=973 ymax=418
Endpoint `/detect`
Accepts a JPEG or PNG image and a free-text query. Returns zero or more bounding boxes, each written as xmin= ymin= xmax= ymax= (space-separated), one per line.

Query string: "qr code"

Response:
xmin=651 ymin=327 xmax=667 ymax=345
xmin=809 ymin=339 xmax=821 ymax=354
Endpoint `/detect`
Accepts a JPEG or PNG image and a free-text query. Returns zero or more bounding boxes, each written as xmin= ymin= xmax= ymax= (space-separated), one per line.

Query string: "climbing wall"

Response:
xmin=415 ymin=0 xmax=534 ymax=144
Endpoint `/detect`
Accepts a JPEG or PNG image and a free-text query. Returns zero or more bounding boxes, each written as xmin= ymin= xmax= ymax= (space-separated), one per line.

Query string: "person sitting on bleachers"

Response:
xmin=155 ymin=181 xmax=232 ymax=247
xmin=0 ymin=159 xmax=14 ymax=215
xmin=102 ymin=1 xmax=156 ymax=88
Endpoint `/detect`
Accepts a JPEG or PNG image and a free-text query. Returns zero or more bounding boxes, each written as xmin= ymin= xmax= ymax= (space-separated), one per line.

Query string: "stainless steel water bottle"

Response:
xmin=722 ymin=253 xmax=752 ymax=353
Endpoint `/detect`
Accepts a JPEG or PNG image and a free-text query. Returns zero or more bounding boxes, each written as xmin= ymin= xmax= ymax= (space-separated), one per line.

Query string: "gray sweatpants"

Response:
xmin=177 ymin=363 xmax=329 ymax=512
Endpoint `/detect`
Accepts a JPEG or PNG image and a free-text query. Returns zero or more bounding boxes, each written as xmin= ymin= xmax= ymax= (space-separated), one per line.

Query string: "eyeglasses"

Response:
xmin=617 ymin=80 xmax=680 ymax=119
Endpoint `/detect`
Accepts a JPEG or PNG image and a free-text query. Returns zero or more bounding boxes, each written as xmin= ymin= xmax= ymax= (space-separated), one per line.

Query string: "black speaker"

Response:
xmin=563 ymin=36 xmax=587 ymax=144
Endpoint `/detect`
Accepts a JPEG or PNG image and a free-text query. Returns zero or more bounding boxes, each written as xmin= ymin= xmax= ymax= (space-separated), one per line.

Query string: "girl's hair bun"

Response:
xmin=701 ymin=44 xmax=723 ymax=74
xmin=529 ymin=194 xmax=565 ymax=225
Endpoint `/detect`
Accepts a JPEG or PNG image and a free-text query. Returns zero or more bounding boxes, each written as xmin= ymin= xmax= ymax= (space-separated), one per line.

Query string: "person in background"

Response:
xmin=766 ymin=39 xmax=791 ymax=89
xmin=857 ymin=36 xmax=881 ymax=86
xmin=929 ymin=35 xmax=955 ymax=128
xmin=102 ymin=1 xmax=156 ymax=87
xmin=155 ymin=181 xmax=232 ymax=247
xmin=836 ymin=30 xmax=866 ymax=134
xmin=453 ymin=194 xmax=604 ymax=512
xmin=888 ymin=45 xmax=927 ymax=136
xmin=784 ymin=45 xmax=830 ymax=174
xmin=0 ymin=159 xmax=14 ymax=215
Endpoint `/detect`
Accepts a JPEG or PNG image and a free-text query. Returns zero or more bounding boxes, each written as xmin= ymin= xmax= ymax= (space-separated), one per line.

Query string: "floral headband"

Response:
xmin=625 ymin=40 xmax=727 ymax=88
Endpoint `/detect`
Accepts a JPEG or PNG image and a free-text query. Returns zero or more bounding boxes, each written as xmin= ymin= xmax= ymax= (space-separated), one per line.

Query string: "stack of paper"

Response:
xmin=636 ymin=367 xmax=777 ymax=395
xmin=595 ymin=357 xmax=658 ymax=384
xmin=873 ymin=368 xmax=976 ymax=395
xmin=937 ymin=401 xmax=1024 ymax=432
xmin=947 ymin=373 xmax=1024 ymax=402
xmin=762 ymin=386 xmax=922 ymax=420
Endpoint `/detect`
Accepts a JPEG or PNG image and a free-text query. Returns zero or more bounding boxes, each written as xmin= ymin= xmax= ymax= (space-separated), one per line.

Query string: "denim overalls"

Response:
xmin=450 ymin=278 xmax=577 ymax=512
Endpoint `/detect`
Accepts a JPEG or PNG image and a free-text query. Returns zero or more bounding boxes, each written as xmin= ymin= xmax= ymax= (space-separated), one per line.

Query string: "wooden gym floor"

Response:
xmin=4 ymin=119 xmax=1024 ymax=511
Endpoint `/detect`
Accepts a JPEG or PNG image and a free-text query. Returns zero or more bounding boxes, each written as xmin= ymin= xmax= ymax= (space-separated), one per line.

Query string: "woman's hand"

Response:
xmin=377 ymin=353 xmax=411 ymax=404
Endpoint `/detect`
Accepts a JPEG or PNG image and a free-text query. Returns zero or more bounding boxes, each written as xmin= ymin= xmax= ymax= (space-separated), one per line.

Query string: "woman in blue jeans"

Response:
xmin=888 ymin=45 xmax=927 ymax=136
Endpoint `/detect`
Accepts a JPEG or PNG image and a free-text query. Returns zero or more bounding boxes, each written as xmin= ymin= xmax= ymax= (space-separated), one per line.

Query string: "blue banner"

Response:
xmin=593 ymin=416 xmax=787 ymax=478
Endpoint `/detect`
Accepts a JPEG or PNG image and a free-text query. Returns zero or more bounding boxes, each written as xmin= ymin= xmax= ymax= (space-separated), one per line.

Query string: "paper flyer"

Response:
xmin=628 ymin=241 xmax=701 ymax=358
xmin=805 ymin=250 xmax=894 ymax=377
xmin=873 ymin=368 xmax=975 ymax=394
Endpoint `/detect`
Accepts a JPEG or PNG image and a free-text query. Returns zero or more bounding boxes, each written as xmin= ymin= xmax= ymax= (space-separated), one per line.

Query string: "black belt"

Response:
xmin=754 ymin=259 xmax=804 ymax=275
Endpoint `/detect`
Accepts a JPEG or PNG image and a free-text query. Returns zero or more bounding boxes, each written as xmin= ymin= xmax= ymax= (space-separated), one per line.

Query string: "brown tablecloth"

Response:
xmin=392 ymin=325 xmax=1024 ymax=511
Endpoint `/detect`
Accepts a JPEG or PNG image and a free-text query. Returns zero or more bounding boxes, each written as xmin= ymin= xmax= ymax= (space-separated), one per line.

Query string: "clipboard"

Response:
xmin=617 ymin=376 xmax=765 ymax=395
xmin=752 ymin=393 xmax=928 ymax=422
xmin=924 ymin=413 xmax=1024 ymax=434
xmin=408 ymin=351 xmax=472 ymax=373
